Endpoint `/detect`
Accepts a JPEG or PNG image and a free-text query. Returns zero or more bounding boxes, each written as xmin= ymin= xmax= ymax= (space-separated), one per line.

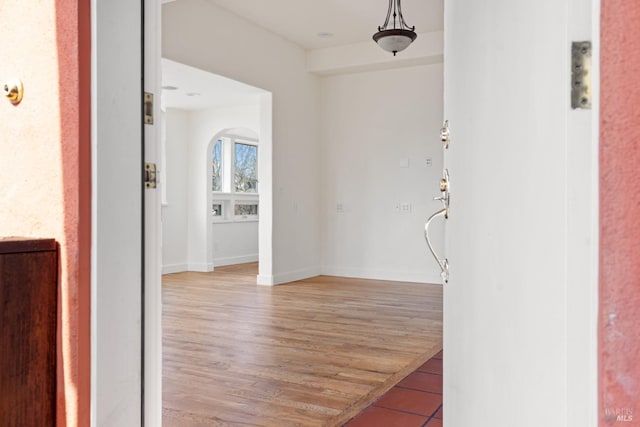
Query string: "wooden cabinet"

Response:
xmin=0 ymin=238 xmax=57 ymax=426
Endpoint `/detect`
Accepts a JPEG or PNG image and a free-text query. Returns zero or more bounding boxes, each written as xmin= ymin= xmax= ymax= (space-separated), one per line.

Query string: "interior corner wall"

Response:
xmin=163 ymin=0 xmax=321 ymax=283
xmin=162 ymin=108 xmax=190 ymax=274
xmin=320 ymin=64 xmax=444 ymax=284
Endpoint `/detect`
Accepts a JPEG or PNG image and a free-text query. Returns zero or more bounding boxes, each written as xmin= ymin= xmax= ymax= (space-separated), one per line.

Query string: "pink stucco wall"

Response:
xmin=600 ymin=0 xmax=640 ymax=424
xmin=0 ymin=1 xmax=91 ymax=425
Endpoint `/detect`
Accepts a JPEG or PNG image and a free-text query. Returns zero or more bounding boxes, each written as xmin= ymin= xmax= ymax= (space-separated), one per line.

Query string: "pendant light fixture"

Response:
xmin=373 ymin=0 xmax=417 ymax=56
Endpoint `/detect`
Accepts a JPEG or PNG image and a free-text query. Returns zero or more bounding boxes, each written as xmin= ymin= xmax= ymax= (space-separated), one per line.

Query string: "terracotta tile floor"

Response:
xmin=344 ymin=350 xmax=443 ymax=427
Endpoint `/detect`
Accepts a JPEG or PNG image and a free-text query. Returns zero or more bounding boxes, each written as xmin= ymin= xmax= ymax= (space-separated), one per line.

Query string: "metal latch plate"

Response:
xmin=145 ymin=163 xmax=157 ymax=189
xmin=571 ymin=41 xmax=592 ymax=109
xmin=144 ymin=92 xmax=154 ymax=124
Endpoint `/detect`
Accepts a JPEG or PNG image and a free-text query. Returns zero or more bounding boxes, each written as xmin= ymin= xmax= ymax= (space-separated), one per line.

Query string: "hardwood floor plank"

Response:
xmin=163 ymin=264 xmax=442 ymax=426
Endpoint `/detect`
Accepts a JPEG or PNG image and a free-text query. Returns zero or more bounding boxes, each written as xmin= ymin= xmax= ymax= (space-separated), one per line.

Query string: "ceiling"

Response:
xmin=204 ymin=0 xmax=444 ymax=50
xmin=161 ymin=59 xmax=266 ymax=111
xmin=161 ymin=0 xmax=443 ymax=110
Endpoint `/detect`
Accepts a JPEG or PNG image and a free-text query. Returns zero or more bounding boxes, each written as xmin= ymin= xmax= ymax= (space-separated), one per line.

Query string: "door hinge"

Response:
xmin=571 ymin=41 xmax=592 ymax=109
xmin=145 ymin=163 xmax=157 ymax=189
xmin=144 ymin=92 xmax=154 ymax=124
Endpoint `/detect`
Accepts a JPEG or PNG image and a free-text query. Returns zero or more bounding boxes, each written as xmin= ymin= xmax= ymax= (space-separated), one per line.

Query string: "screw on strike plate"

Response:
xmin=3 ymin=80 xmax=24 ymax=105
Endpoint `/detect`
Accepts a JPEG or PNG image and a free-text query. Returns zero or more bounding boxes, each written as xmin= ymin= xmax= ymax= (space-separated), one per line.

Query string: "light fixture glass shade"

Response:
xmin=373 ymin=29 xmax=417 ymax=55
xmin=373 ymin=0 xmax=418 ymax=55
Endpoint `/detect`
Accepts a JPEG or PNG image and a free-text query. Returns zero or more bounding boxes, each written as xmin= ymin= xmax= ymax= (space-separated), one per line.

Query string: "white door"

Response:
xmin=442 ymin=1 xmax=598 ymax=426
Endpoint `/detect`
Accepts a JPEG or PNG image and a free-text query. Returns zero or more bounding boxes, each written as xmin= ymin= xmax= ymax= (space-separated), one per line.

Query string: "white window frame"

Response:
xmin=211 ymin=134 xmax=259 ymax=223
xmin=232 ymin=196 xmax=259 ymax=222
xmin=211 ymin=195 xmax=259 ymax=223
xmin=232 ymin=139 xmax=259 ymax=194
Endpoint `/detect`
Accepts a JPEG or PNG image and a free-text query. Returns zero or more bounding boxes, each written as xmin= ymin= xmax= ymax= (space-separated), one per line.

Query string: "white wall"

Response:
xmin=163 ymin=0 xmax=321 ymax=284
xmin=320 ymin=64 xmax=444 ymax=284
xmin=162 ymin=108 xmax=189 ymax=273
xmin=211 ymin=221 xmax=259 ymax=267
xmin=92 ymin=0 xmax=141 ymax=424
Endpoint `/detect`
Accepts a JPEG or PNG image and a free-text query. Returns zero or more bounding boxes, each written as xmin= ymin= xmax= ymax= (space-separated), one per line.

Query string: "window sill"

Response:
xmin=212 ymin=218 xmax=259 ymax=224
xmin=212 ymin=192 xmax=259 ymax=198
xmin=234 ymin=216 xmax=259 ymax=222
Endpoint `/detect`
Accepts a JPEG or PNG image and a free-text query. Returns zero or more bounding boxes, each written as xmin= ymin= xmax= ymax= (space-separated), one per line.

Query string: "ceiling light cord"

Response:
xmin=378 ymin=0 xmax=415 ymax=32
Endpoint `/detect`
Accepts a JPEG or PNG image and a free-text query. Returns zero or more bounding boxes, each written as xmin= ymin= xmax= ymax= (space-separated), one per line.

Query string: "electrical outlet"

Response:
xmin=401 ymin=203 xmax=412 ymax=213
xmin=336 ymin=203 xmax=344 ymax=213
xmin=426 ymin=158 xmax=433 ymax=167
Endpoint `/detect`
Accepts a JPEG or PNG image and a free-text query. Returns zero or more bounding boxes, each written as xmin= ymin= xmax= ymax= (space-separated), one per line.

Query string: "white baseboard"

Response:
xmin=256 ymin=275 xmax=274 ymax=286
xmin=166 ymin=263 xmax=440 ymax=285
xmin=162 ymin=263 xmax=188 ymax=275
xmin=273 ymin=266 xmax=321 ymax=285
xmin=321 ymin=266 xmax=442 ymax=285
xmin=187 ymin=263 xmax=214 ymax=272
xmin=257 ymin=266 xmax=321 ymax=286
xmin=213 ymin=254 xmax=258 ymax=268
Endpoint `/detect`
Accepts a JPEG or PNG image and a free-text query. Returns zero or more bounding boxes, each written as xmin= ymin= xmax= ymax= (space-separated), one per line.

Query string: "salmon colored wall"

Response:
xmin=600 ymin=0 xmax=640 ymax=424
xmin=0 ymin=0 xmax=91 ymax=425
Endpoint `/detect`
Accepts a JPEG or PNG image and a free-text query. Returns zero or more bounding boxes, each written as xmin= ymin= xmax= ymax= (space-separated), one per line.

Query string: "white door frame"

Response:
xmin=143 ymin=0 xmax=163 ymax=424
xmin=91 ymin=0 xmax=145 ymax=425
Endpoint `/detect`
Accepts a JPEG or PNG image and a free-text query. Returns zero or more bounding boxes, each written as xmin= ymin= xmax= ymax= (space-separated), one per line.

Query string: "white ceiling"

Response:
xmin=161 ymin=0 xmax=443 ymax=110
xmin=161 ymin=59 xmax=266 ymax=111
xmin=204 ymin=0 xmax=444 ymax=50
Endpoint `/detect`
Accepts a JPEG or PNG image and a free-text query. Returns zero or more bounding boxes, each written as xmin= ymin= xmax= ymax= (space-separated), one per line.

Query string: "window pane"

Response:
xmin=235 ymin=203 xmax=258 ymax=216
xmin=212 ymin=140 xmax=222 ymax=192
xmin=234 ymin=143 xmax=258 ymax=193
xmin=212 ymin=203 xmax=223 ymax=217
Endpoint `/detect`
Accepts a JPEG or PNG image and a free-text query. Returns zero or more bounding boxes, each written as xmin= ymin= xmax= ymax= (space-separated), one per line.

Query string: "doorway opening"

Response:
xmin=150 ymin=1 xmax=444 ymax=425
xmin=159 ymin=59 xmax=272 ymax=279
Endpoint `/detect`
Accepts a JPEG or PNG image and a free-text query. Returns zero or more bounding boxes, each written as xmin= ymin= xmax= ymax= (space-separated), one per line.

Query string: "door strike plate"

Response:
xmin=145 ymin=163 xmax=157 ymax=189
xmin=144 ymin=92 xmax=154 ymax=124
xmin=571 ymin=41 xmax=592 ymax=109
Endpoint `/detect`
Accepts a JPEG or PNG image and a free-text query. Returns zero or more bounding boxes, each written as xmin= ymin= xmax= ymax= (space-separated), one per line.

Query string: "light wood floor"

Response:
xmin=162 ymin=263 xmax=442 ymax=426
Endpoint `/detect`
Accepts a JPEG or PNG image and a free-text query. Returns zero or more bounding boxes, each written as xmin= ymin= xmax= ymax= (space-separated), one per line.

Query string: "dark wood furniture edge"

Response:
xmin=0 ymin=237 xmax=57 ymax=254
